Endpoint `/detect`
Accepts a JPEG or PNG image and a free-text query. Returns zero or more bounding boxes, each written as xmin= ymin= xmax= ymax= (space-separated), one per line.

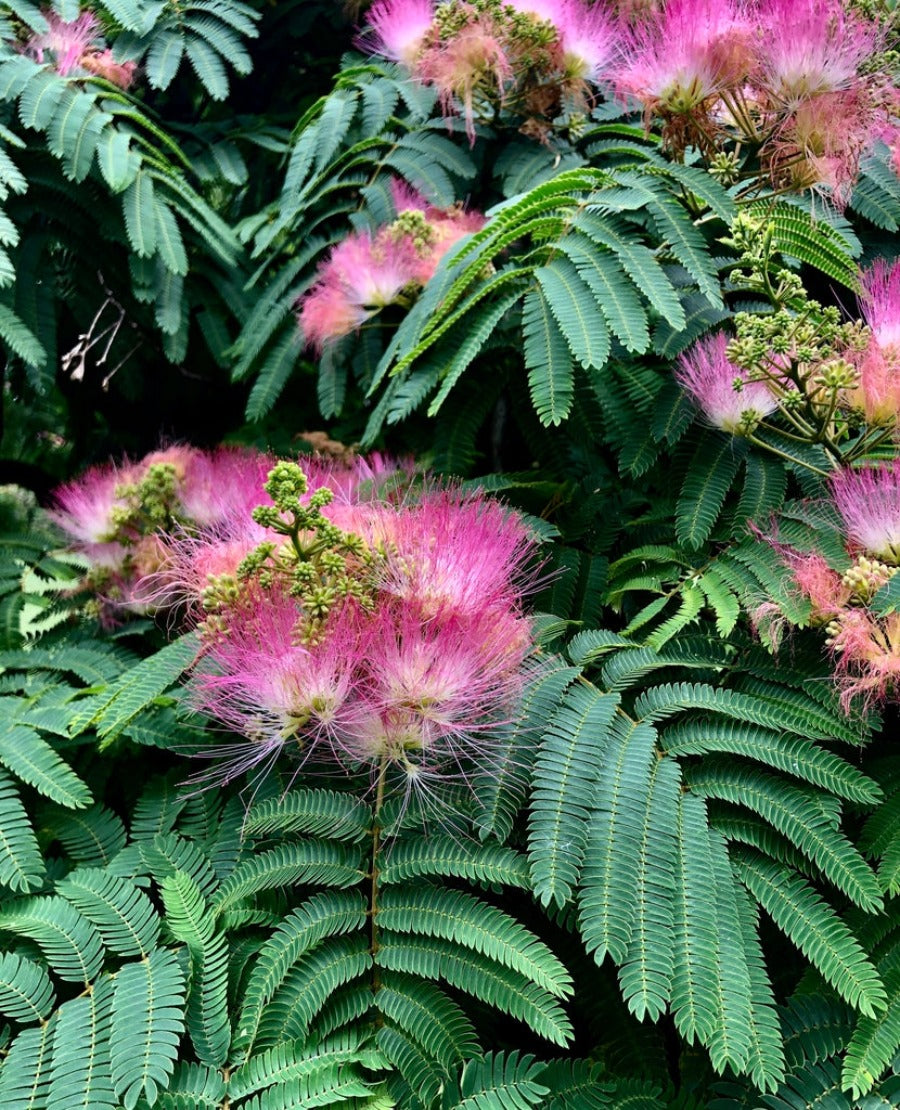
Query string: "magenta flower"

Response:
xmin=49 ymin=459 xmax=138 ymax=569
xmin=299 ymin=230 xmax=418 ymax=350
xmin=26 ymin=9 xmax=100 ymax=76
xmin=376 ymin=487 xmax=540 ymax=620
xmin=560 ymin=6 xmax=618 ymax=87
xmin=612 ymin=0 xmax=748 ymax=115
xmin=362 ymin=0 xmax=435 ymax=67
xmin=417 ymin=18 xmax=513 ymax=143
xmin=754 ymin=0 xmax=879 ymax=109
xmin=191 ymin=595 xmax=364 ymax=756
xmin=830 ymin=463 xmax=900 ymax=564
xmin=676 ymin=332 xmax=778 ymax=432
xmin=860 ymin=259 xmax=900 ymax=355
xmin=335 ymin=602 xmax=531 ymax=769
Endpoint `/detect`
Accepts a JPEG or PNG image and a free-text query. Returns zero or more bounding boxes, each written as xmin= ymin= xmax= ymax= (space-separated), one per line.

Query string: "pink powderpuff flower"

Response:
xmin=829 ymin=608 xmax=900 ymax=711
xmin=173 ymin=446 xmax=279 ymax=529
xmin=377 ymin=487 xmax=540 ymax=620
xmin=859 ymin=259 xmax=900 ymax=355
xmin=299 ymin=230 xmax=419 ymax=350
xmin=830 ymin=463 xmax=900 ymax=564
xmin=362 ymin=0 xmax=435 ymax=67
xmin=417 ymin=19 xmax=513 ymax=143
xmin=676 ymin=332 xmax=778 ymax=432
xmin=79 ymin=49 xmax=136 ymax=89
xmin=753 ymin=0 xmax=880 ymax=109
xmin=612 ymin=0 xmax=749 ymax=116
xmin=190 ymin=595 xmax=365 ymax=764
xmin=553 ymin=0 xmax=619 ymax=87
xmin=783 ymin=551 xmax=852 ymax=622
xmin=333 ymin=603 xmax=533 ymax=768
xmin=133 ymin=516 xmax=277 ymax=616
xmin=769 ymin=88 xmax=875 ymax=207
xmin=49 ymin=458 xmax=139 ymax=569
xmin=842 ymin=344 xmax=900 ymax=428
xmin=390 ymin=179 xmax=486 ymax=283
xmin=26 ymin=9 xmax=100 ymax=76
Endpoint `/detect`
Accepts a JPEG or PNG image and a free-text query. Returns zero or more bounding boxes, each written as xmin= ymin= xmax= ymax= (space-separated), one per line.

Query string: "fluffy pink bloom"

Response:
xmin=842 ymin=345 xmax=900 ymax=427
xmin=48 ymin=459 xmax=137 ymax=569
xmin=770 ymin=89 xmax=877 ymax=207
xmin=362 ymin=0 xmax=435 ymax=67
xmin=377 ymin=487 xmax=540 ymax=619
xmin=829 ymin=608 xmax=900 ymax=711
xmin=191 ymin=596 xmax=364 ymax=755
xmin=299 ymin=231 xmax=418 ymax=350
xmin=553 ymin=0 xmax=618 ymax=86
xmin=612 ymin=0 xmax=749 ymax=114
xmin=336 ymin=603 xmax=531 ymax=765
xmin=172 ymin=446 xmax=277 ymax=529
xmin=860 ymin=259 xmax=900 ymax=355
xmin=754 ymin=0 xmax=879 ymax=109
xmin=26 ymin=10 xmax=100 ymax=76
xmin=390 ymin=179 xmax=486 ymax=283
xmin=417 ymin=19 xmax=513 ymax=143
xmin=784 ymin=551 xmax=851 ymax=621
xmin=830 ymin=463 xmax=900 ymax=564
xmin=676 ymin=332 xmax=778 ymax=432
xmin=79 ymin=49 xmax=136 ymax=89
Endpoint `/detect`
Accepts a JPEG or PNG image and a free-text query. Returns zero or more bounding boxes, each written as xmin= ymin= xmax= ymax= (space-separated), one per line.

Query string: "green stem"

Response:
xmin=369 ymin=753 xmax=389 ymax=998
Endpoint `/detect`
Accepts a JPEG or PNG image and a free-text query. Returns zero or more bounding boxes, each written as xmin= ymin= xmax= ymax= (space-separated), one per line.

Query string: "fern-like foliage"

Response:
xmin=511 ymin=628 xmax=886 ymax=1092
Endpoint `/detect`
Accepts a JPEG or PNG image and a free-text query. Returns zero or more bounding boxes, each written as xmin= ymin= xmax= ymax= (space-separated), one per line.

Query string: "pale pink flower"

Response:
xmin=299 ymin=230 xmax=418 ymax=350
xmin=49 ymin=459 xmax=136 ymax=569
xmin=830 ymin=464 xmax=900 ymax=564
xmin=784 ymin=551 xmax=851 ymax=621
xmin=417 ymin=20 xmax=513 ymax=143
xmin=26 ymin=10 xmax=100 ymax=76
xmin=191 ymin=596 xmax=364 ymax=754
xmin=842 ymin=345 xmax=900 ymax=428
xmin=173 ymin=446 xmax=278 ymax=529
xmin=553 ymin=0 xmax=619 ymax=86
xmin=859 ymin=259 xmax=900 ymax=355
xmin=362 ymin=0 xmax=435 ymax=67
xmin=336 ymin=603 xmax=531 ymax=766
xmin=754 ymin=0 xmax=879 ymax=109
xmin=829 ymin=608 xmax=900 ymax=710
xmin=769 ymin=89 xmax=875 ymax=207
xmin=79 ymin=49 xmax=136 ymax=89
xmin=389 ymin=179 xmax=486 ymax=283
xmin=676 ymin=332 xmax=778 ymax=432
xmin=612 ymin=0 xmax=749 ymax=115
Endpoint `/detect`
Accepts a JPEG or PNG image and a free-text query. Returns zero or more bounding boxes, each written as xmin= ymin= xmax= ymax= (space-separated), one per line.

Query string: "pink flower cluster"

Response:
xmin=50 ymin=445 xmax=419 ymax=621
xmin=50 ymin=445 xmax=279 ymax=618
xmin=24 ymin=9 xmax=136 ymax=89
xmin=771 ymin=463 xmax=900 ymax=709
xmin=611 ymin=0 xmax=898 ymax=203
xmin=52 ymin=445 xmax=540 ymax=791
xmin=299 ymin=180 xmax=485 ymax=350
xmin=189 ymin=481 xmax=537 ymax=789
xmin=361 ymin=0 xmax=618 ymax=140
xmin=676 ymin=332 xmax=778 ymax=433
xmin=842 ymin=260 xmax=900 ymax=429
